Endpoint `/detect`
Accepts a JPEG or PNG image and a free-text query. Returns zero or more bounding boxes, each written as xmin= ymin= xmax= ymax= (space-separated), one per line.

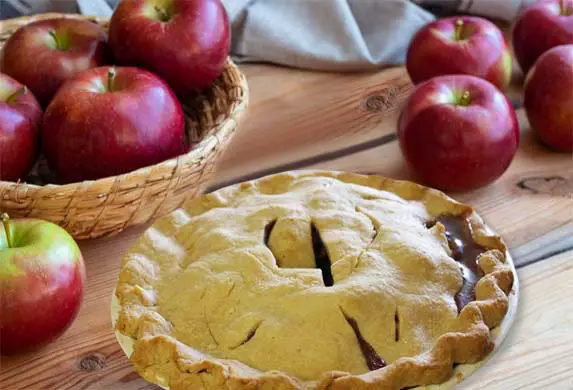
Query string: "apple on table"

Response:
xmin=41 ymin=66 xmax=186 ymax=184
xmin=108 ymin=0 xmax=230 ymax=96
xmin=513 ymin=0 xmax=573 ymax=75
xmin=524 ymin=44 xmax=573 ymax=152
xmin=0 ymin=18 xmax=108 ymax=107
xmin=398 ymin=75 xmax=520 ymax=192
xmin=0 ymin=73 xmax=43 ymax=182
xmin=0 ymin=214 xmax=85 ymax=356
xmin=406 ymin=16 xmax=512 ymax=91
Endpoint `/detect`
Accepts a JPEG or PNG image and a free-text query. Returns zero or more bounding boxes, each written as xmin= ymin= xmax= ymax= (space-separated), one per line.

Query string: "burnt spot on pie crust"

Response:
xmin=311 ymin=223 xmax=334 ymax=287
xmin=426 ymin=215 xmax=486 ymax=312
xmin=340 ymin=308 xmax=386 ymax=371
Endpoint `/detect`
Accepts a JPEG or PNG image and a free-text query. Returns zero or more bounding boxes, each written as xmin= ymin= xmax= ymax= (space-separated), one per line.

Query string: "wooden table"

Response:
xmin=1 ymin=63 xmax=572 ymax=390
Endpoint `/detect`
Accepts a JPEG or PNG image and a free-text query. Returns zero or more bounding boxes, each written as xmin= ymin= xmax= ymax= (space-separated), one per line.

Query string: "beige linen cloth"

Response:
xmin=1 ymin=0 xmax=535 ymax=71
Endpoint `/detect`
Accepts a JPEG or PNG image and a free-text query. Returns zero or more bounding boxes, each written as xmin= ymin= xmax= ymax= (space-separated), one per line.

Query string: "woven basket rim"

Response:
xmin=0 ymin=13 xmax=249 ymax=191
xmin=0 ymin=12 xmax=103 ymax=24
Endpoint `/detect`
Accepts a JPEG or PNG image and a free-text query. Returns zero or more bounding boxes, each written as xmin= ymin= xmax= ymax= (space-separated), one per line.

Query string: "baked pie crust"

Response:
xmin=114 ymin=170 xmax=517 ymax=390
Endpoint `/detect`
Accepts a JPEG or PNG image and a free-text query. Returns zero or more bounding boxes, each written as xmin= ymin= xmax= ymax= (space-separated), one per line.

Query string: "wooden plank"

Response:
xmin=214 ymin=63 xmax=523 ymax=186
xmin=300 ymin=113 xmax=573 ymax=257
xmin=1 ymin=124 xmax=569 ymax=388
xmin=1 ymin=233 xmax=569 ymax=389
xmin=214 ymin=65 xmax=412 ymax=184
xmin=1 ymin=63 xmax=570 ymax=390
xmin=459 ymin=251 xmax=573 ymax=390
xmin=511 ymin=221 xmax=573 ymax=267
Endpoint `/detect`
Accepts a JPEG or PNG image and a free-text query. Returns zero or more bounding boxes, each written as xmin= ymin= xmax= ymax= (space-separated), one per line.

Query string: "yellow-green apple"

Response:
xmin=406 ymin=16 xmax=512 ymax=91
xmin=398 ymin=75 xmax=519 ymax=192
xmin=108 ymin=0 xmax=230 ymax=96
xmin=0 ymin=18 xmax=108 ymax=107
xmin=513 ymin=0 xmax=573 ymax=74
xmin=0 ymin=73 xmax=42 ymax=182
xmin=42 ymin=66 xmax=186 ymax=184
xmin=524 ymin=45 xmax=573 ymax=152
xmin=0 ymin=214 xmax=85 ymax=355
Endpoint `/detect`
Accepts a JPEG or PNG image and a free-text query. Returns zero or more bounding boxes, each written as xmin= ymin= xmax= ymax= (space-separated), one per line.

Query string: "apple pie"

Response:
xmin=114 ymin=170 xmax=516 ymax=389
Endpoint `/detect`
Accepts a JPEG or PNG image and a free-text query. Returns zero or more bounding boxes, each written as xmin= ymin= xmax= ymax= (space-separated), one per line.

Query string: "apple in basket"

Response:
xmin=0 ymin=18 xmax=109 ymax=107
xmin=41 ymin=66 xmax=186 ymax=184
xmin=524 ymin=45 xmax=573 ymax=152
xmin=398 ymin=75 xmax=519 ymax=192
xmin=0 ymin=214 xmax=85 ymax=355
xmin=406 ymin=16 xmax=512 ymax=91
xmin=108 ymin=0 xmax=231 ymax=95
xmin=512 ymin=0 xmax=573 ymax=74
xmin=0 ymin=72 xmax=43 ymax=182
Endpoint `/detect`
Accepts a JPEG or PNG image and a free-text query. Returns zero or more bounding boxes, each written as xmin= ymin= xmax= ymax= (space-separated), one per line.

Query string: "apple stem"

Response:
xmin=49 ymin=30 xmax=62 ymax=50
xmin=459 ymin=91 xmax=471 ymax=106
xmin=154 ymin=5 xmax=170 ymax=22
xmin=562 ymin=0 xmax=571 ymax=15
xmin=455 ymin=19 xmax=465 ymax=41
xmin=107 ymin=67 xmax=116 ymax=93
xmin=1 ymin=213 xmax=13 ymax=249
xmin=6 ymin=86 xmax=27 ymax=104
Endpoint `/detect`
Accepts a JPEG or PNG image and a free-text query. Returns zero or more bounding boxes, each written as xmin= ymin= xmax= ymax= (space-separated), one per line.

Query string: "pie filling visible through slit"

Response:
xmin=115 ymin=171 xmax=515 ymax=390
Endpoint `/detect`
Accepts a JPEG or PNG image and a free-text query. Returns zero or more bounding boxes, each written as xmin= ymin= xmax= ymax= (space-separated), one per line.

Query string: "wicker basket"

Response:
xmin=0 ymin=13 xmax=249 ymax=240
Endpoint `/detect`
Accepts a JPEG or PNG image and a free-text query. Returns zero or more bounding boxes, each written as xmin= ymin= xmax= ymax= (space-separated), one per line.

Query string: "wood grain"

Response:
xmin=213 ymin=63 xmax=524 ymax=187
xmin=1 ymin=62 xmax=571 ymax=390
xmin=459 ymin=251 xmax=573 ymax=390
xmin=301 ymin=113 xmax=573 ymax=257
xmin=1 ymin=237 xmax=569 ymax=390
xmin=214 ymin=65 xmax=412 ymax=184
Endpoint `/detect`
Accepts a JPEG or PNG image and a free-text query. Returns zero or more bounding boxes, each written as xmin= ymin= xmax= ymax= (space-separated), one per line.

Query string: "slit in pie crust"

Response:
xmin=113 ymin=170 xmax=517 ymax=390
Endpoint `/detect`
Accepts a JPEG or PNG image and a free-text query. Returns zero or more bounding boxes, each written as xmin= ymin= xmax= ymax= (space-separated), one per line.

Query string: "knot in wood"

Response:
xmin=78 ymin=353 xmax=107 ymax=372
xmin=361 ymin=87 xmax=399 ymax=113
xmin=516 ymin=175 xmax=573 ymax=198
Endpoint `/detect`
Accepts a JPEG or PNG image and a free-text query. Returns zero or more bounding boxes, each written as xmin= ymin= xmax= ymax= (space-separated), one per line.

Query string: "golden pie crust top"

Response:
xmin=115 ymin=170 xmax=515 ymax=390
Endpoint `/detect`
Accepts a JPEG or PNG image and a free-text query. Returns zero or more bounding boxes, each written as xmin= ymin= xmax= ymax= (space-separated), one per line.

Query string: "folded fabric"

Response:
xmin=2 ymin=0 xmax=536 ymax=71
xmin=224 ymin=0 xmax=537 ymax=71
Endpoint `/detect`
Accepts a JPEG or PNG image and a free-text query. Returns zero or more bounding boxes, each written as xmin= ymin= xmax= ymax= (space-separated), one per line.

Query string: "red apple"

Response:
xmin=513 ymin=0 xmax=573 ymax=74
xmin=524 ymin=45 xmax=573 ymax=152
xmin=108 ymin=0 xmax=230 ymax=96
xmin=398 ymin=75 xmax=519 ymax=192
xmin=406 ymin=16 xmax=512 ymax=91
xmin=0 ymin=18 xmax=108 ymax=107
xmin=42 ymin=66 xmax=186 ymax=183
xmin=0 ymin=73 xmax=42 ymax=182
xmin=0 ymin=214 xmax=85 ymax=355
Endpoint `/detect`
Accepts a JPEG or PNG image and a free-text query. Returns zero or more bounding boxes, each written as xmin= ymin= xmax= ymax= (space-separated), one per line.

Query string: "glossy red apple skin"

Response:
xmin=406 ymin=16 xmax=512 ymax=91
xmin=0 ymin=18 xmax=109 ymax=107
xmin=42 ymin=66 xmax=186 ymax=184
xmin=0 ymin=217 xmax=85 ymax=355
xmin=0 ymin=73 xmax=43 ymax=182
xmin=109 ymin=0 xmax=230 ymax=96
xmin=513 ymin=0 xmax=573 ymax=74
xmin=524 ymin=45 xmax=573 ymax=152
xmin=398 ymin=75 xmax=520 ymax=192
